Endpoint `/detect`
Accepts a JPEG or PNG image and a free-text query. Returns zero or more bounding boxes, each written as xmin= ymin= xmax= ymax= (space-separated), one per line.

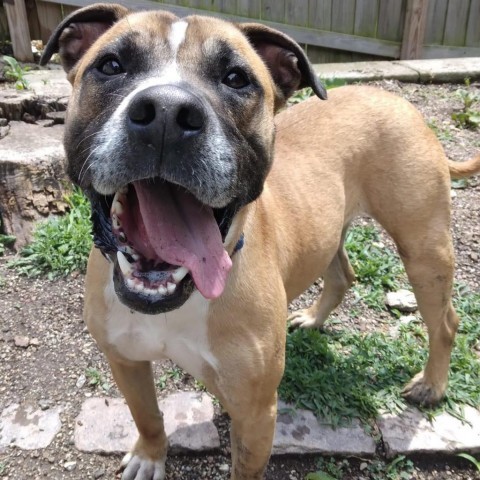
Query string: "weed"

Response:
xmin=451 ymin=79 xmax=480 ymax=129
xmin=366 ymin=456 xmax=415 ymax=480
xmin=457 ymin=453 xmax=480 ymax=471
xmin=0 ymin=460 xmax=8 ymax=476
xmin=156 ymin=365 xmax=184 ymax=389
xmin=306 ymin=457 xmax=349 ymax=479
xmin=85 ymin=368 xmax=111 ymax=392
xmin=9 ymin=188 xmax=92 ymax=278
xmin=0 ymin=218 xmax=15 ymax=256
xmin=2 ymin=55 xmax=30 ymax=90
xmin=345 ymin=226 xmax=406 ymax=310
xmin=288 ymin=77 xmax=346 ymax=105
xmin=427 ymin=119 xmax=454 ymax=141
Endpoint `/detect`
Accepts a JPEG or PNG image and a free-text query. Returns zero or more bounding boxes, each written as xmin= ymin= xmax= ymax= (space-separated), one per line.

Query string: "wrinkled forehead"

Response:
xmin=80 ymin=11 xmax=268 ymax=74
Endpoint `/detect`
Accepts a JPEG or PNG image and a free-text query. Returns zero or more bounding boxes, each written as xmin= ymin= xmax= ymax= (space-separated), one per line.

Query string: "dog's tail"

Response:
xmin=448 ymin=155 xmax=480 ymax=179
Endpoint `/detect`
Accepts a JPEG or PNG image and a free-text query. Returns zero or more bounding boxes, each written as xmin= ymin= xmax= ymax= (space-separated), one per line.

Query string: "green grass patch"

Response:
xmin=9 ymin=188 xmax=92 ymax=278
xmin=281 ymin=231 xmax=480 ymax=426
xmin=345 ymin=225 xmax=407 ymax=310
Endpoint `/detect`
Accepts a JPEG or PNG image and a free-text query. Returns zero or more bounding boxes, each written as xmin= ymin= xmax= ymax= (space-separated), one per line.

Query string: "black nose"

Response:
xmin=127 ymin=85 xmax=206 ymax=146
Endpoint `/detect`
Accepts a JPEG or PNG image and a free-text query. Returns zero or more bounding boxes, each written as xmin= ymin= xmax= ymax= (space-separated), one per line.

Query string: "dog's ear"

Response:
xmin=239 ymin=23 xmax=327 ymax=107
xmin=40 ymin=3 xmax=129 ymax=73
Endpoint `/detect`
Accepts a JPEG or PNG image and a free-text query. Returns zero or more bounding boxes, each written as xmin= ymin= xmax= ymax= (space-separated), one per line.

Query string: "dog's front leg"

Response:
xmin=107 ymin=356 xmax=168 ymax=480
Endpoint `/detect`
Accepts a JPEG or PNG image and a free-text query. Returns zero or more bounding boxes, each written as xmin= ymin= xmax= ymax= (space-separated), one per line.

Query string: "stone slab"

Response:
xmin=400 ymin=58 xmax=480 ymax=83
xmin=273 ymin=402 xmax=376 ymax=456
xmin=0 ymin=403 xmax=62 ymax=450
xmin=24 ymin=68 xmax=72 ymax=101
xmin=74 ymin=392 xmax=219 ymax=454
xmin=378 ymin=406 xmax=480 ymax=457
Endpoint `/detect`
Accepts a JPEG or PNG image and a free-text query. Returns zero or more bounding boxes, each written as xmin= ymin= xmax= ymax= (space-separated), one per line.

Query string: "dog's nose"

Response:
xmin=127 ymin=85 xmax=206 ymax=146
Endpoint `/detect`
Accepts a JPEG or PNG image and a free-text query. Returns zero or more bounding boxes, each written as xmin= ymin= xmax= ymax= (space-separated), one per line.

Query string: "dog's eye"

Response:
xmin=99 ymin=58 xmax=124 ymax=76
xmin=222 ymin=69 xmax=250 ymax=89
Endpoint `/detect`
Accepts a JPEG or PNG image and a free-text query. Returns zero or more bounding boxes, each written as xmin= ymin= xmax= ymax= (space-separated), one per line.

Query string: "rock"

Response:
xmin=14 ymin=336 xmax=30 ymax=348
xmin=76 ymin=374 xmax=87 ymax=389
xmin=38 ymin=399 xmax=52 ymax=411
xmin=219 ymin=464 xmax=229 ymax=472
xmin=0 ymin=121 xmax=68 ymax=247
xmin=0 ymin=403 xmax=62 ymax=450
xmin=0 ymin=125 xmax=9 ymax=139
xmin=93 ymin=468 xmax=106 ymax=479
xmin=378 ymin=406 xmax=480 ymax=457
xmin=74 ymin=392 xmax=219 ymax=454
xmin=46 ymin=111 xmax=66 ymax=124
xmin=0 ymin=118 xmax=7 ymax=127
xmin=385 ymin=289 xmax=417 ymax=312
xmin=64 ymin=461 xmax=77 ymax=471
xmin=273 ymin=401 xmax=376 ymax=455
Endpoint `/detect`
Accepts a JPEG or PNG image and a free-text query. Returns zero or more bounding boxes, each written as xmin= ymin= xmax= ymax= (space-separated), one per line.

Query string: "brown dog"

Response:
xmin=41 ymin=4 xmax=480 ymax=479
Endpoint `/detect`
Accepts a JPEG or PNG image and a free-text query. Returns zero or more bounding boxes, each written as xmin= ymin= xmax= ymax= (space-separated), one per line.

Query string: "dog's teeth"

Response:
xmin=118 ymin=185 xmax=128 ymax=195
xmin=158 ymin=285 xmax=167 ymax=296
xmin=112 ymin=214 xmax=121 ymax=230
xmin=134 ymin=282 xmax=144 ymax=292
xmin=118 ymin=232 xmax=127 ymax=243
xmin=126 ymin=278 xmax=135 ymax=289
xmin=144 ymin=288 xmax=156 ymax=296
xmin=117 ymin=251 xmax=133 ymax=277
xmin=112 ymin=199 xmax=123 ymax=215
xmin=172 ymin=266 xmax=189 ymax=283
xmin=167 ymin=282 xmax=176 ymax=294
xmin=124 ymin=246 xmax=140 ymax=261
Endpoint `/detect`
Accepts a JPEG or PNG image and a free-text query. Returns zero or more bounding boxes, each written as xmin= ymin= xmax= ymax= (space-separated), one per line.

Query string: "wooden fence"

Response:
xmin=4 ymin=0 xmax=480 ymax=63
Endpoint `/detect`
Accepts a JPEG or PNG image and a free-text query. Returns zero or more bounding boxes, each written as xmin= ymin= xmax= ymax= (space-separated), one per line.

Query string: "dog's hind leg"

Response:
xmin=396 ymin=235 xmax=459 ymax=406
xmin=289 ymin=227 xmax=355 ymax=329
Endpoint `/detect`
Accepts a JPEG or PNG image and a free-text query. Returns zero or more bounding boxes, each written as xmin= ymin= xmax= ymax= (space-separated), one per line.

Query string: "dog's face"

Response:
xmin=42 ymin=4 xmax=326 ymax=314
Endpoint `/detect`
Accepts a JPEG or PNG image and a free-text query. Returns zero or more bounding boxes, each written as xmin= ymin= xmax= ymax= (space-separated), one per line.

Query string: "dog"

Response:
xmin=41 ymin=4 xmax=480 ymax=479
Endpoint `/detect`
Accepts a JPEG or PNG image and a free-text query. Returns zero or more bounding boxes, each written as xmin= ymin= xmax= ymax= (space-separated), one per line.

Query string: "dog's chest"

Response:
xmin=104 ymin=281 xmax=218 ymax=380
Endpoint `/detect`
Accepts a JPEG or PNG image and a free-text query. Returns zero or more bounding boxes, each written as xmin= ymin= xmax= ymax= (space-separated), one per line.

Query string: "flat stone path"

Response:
xmin=2 ymin=393 xmax=479 ymax=458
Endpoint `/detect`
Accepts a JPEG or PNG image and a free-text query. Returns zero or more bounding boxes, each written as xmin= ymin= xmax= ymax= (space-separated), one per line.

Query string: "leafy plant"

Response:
xmin=156 ymin=365 xmax=185 ymax=389
xmin=2 ymin=55 xmax=31 ymax=90
xmin=9 ymin=188 xmax=92 ymax=278
xmin=457 ymin=452 xmax=480 ymax=471
xmin=451 ymin=79 xmax=480 ymax=129
xmin=305 ymin=458 xmax=349 ymax=479
xmin=366 ymin=456 xmax=415 ymax=480
xmin=85 ymin=368 xmax=111 ymax=391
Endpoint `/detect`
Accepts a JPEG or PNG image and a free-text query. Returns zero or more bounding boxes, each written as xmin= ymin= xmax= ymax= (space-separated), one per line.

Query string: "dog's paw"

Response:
xmin=288 ymin=310 xmax=321 ymax=330
xmin=402 ymin=371 xmax=445 ymax=407
xmin=120 ymin=452 xmax=166 ymax=480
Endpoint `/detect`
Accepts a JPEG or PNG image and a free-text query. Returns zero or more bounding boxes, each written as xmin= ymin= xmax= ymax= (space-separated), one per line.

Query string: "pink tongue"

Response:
xmin=133 ymin=180 xmax=232 ymax=299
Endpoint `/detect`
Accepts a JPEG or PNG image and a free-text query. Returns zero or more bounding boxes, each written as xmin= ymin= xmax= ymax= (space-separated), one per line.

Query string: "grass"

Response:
xmin=2 ymin=55 xmax=30 ymax=90
xmin=9 ymin=188 xmax=92 ymax=279
xmin=280 ymin=226 xmax=480 ymax=426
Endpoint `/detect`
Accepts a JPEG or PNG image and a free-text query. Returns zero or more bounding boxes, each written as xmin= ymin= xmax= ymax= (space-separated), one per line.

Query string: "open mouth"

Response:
xmin=92 ymin=178 xmax=235 ymax=314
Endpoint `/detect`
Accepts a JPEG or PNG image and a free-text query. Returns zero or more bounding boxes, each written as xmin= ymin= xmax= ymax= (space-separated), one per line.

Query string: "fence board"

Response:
xmin=466 ymin=0 xmax=480 ymax=46
xmin=26 ymin=0 xmax=41 ymax=41
xmin=308 ymin=0 xmax=332 ymax=30
xmin=444 ymin=0 xmax=470 ymax=46
xmin=331 ymin=0 xmax=356 ymax=34
xmin=401 ymin=0 xmax=429 ymax=59
xmin=0 ymin=6 xmax=8 ymax=43
xmin=423 ymin=43 xmax=480 ymax=57
xmin=237 ymin=0 xmax=260 ymax=19
xmin=262 ymin=0 xmax=285 ymax=22
xmin=36 ymin=0 xmax=63 ymax=42
xmin=5 ymin=0 xmax=33 ymax=61
xmin=286 ymin=0 xmax=308 ymax=27
xmin=425 ymin=0 xmax=448 ymax=44
xmin=354 ymin=0 xmax=379 ymax=37
xmin=377 ymin=0 xmax=405 ymax=41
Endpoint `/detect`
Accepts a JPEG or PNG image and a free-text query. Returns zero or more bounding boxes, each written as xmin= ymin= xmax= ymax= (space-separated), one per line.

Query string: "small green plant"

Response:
xmin=85 ymin=368 xmax=111 ymax=391
xmin=305 ymin=457 xmax=349 ymax=479
xmin=0 ymin=218 xmax=15 ymax=256
xmin=451 ymin=79 xmax=480 ymax=129
xmin=457 ymin=453 xmax=480 ymax=471
xmin=345 ymin=225 xmax=406 ymax=310
xmin=9 ymin=188 xmax=92 ymax=278
xmin=366 ymin=456 xmax=415 ymax=480
xmin=427 ymin=119 xmax=454 ymax=141
xmin=289 ymin=77 xmax=346 ymax=105
xmin=0 ymin=460 xmax=8 ymax=476
xmin=156 ymin=365 xmax=184 ymax=389
xmin=2 ymin=55 xmax=31 ymax=90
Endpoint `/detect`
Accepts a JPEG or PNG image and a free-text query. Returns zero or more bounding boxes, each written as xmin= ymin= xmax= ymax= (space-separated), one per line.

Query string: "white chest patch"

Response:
xmin=104 ymin=274 xmax=218 ymax=380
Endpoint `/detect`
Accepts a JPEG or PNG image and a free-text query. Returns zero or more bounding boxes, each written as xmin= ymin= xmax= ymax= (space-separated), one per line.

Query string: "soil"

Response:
xmin=1 ymin=80 xmax=479 ymax=479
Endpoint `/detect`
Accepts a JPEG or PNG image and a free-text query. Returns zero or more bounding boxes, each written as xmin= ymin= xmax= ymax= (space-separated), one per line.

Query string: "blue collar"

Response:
xmin=232 ymin=233 xmax=245 ymax=256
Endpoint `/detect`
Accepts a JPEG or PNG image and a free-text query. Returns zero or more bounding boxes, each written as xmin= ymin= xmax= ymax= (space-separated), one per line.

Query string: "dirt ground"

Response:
xmin=1 ymin=80 xmax=479 ymax=479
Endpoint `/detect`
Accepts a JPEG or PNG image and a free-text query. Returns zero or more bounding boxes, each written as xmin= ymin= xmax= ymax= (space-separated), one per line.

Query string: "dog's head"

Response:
xmin=41 ymin=3 xmax=326 ymax=314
